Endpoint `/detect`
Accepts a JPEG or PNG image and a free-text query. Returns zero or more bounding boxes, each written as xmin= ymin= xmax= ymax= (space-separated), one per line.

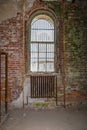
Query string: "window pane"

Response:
xmin=31 ymin=58 xmax=38 ymax=62
xmin=31 ymin=30 xmax=54 ymax=42
xmin=32 ymin=19 xmax=54 ymax=30
xmin=47 ymin=44 xmax=54 ymax=52
xmin=31 ymin=30 xmax=37 ymax=41
xmin=31 ymin=59 xmax=38 ymax=71
xmin=31 ymin=44 xmax=38 ymax=52
xmin=47 ymin=63 xmax=54 ymax=71
xmin=47 ymin=53 xmax=54 ymax=59
xmin=36 ymin=30 xmax=54 ymax=42
xmin=47 ymin=59 xmax=54 ymax=62
xmin=31 ymin=53 xmax=38 ymax=58
xmin=39 ymin=44 xmax=46 ymax=52
xmin=39 ymin=63 xmax=46 ymax=72
xmin=39 ymin=53 xmax=46 ymax=58
xmin=39 ymin=58 xmax=46 ymax=62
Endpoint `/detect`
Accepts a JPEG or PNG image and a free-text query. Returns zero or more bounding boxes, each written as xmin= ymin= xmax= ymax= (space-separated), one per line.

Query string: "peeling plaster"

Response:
xmin=0 ymin=0 xmax=35 ymax=22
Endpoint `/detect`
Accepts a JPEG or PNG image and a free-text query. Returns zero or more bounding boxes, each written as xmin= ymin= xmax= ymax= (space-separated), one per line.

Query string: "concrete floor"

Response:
xmin=0 ymin=107 xmax=87 ymax=130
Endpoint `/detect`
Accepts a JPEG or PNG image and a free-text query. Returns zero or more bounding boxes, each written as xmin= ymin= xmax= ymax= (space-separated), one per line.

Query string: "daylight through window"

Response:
xmin=30 ymin=14 xmax=55 ymax=72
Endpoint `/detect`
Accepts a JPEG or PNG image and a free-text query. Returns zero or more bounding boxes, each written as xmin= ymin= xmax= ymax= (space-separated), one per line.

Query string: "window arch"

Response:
xmin=29 ymin=12 xmax=56 ymax=72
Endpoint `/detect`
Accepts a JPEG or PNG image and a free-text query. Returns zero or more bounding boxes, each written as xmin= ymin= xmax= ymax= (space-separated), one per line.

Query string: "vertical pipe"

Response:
xmin=50 ymin=76 xmax=52 ymax=97
xmin=61 ymin=0 xmax=66 ymax=108
xmin=47 ymin=76 xmax=49 ymax=98
xmin=0 ymin=54 xmax=1 ymax=122
xmin=38 ymin=76 xmax=40 ymax=98
xmin=39 ymin=76 xmax=40 ymax=98
xmin=43 ymin=76 xmax=46 ymax=98
xmin=32 ymin=76 xmax=33 ymax=98
xmin=40 ymin=76 xmax=42 ymax=98
xmin=55 ymin=75 xmax=58 ymax=106
xmin=5 ymin=54 xmax=8 ymax=114
xmin=22 ymin=0 xmax=26 ymax=108
xmin=35 ymin=76 xmax=36 ymax=98
xmin=30 ymin=76 xmax=32 ymax=98
xmin=48 ymin=76 xmax=50 ymax=98
xmin=51 ymin=76 xmax=55 ymax=97
xmin=45 ymin=76 xmax=46 ymax=98
xmin=47 ymin=76 xmax=48 ymax=98
xmin=36 ymin=76 xmax=38 ymax=98
xmin=41 ymin=77 xmax=44 ymax=97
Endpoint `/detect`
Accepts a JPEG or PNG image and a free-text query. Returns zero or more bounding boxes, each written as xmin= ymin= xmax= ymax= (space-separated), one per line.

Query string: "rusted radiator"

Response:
xmin=30 ymin=75 xmax=57 ymax=98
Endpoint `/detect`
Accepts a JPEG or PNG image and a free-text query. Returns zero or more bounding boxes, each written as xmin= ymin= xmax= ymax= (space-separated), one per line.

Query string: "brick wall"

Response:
xmin=65 ymin=3 xmax=87 ymax=105
xmin=0 ymin=1 xmax=87 ymax=105
xmin=0 ymin=13 xmax=23 ymax=101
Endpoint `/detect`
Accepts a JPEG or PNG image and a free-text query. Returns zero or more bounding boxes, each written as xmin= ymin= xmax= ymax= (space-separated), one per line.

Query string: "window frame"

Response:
xmin=27 ymin=10 xmax=57 ymax=73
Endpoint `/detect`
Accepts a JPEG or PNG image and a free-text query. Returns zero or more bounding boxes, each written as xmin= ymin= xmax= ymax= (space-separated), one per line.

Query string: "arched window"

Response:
xmin=30 ymin=14 xmax=55 ymax=72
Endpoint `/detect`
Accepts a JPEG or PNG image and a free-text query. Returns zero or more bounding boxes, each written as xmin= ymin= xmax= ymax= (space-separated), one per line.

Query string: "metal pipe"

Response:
xmin=5 ymin=54 xmax=8 ymax=114
xmin=22 ymin=0 xmax=26 ymax=108
xmin=0 ymin=54 xmax=1 ymax=122
xmin=61 ymin=0 xmax=66 ymax=108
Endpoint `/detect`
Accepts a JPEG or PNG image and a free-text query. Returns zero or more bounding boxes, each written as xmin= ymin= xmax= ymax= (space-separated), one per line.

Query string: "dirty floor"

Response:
xmin=0 ymin=107 xmax=87 ymax=130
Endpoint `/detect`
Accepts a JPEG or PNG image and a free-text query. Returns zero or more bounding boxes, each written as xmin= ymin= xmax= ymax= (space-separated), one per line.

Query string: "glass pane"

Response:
xmin=39 ymin=44 xmax=46 ymax=52
xmin=47 ymin=63 xmax=54 ymax=72
xmin=32 ymin=19 xmax=54 ymax=30
xmin=31 ymin=30 xmax=37 ymax=41
xmin=31 ymin=18 xmax=54 ymax=42
xmin=39 ymin=58 xmax=46 ymax=62
xmin=47 ymin=59 xmax=54 ymax=62
xmin=31 ymin=53 xmax=38 ymax=58
xmin=31 ymin=59 xmax=38 ymax=71
xmin=39 ymin=63 xmax=46 ymax=72
xmin=39 ymin=53 xmax=46 ymax=58
xmin=31 ymin=30 xmax=54 ymax=42
xmin=36 ymin=30 xmax=54 ymax=42
xmin=31 ymin=58 xmax=38 ymax=62
xmin=47 ymin=44 xmax=54 ymax=52
xmin=30 ymin=14 xmax=55 ymax=72
xmin=31 ymin=44 xmax=38 ymax=52
xmin=47 ymin=53 xmax=54 ymax=59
